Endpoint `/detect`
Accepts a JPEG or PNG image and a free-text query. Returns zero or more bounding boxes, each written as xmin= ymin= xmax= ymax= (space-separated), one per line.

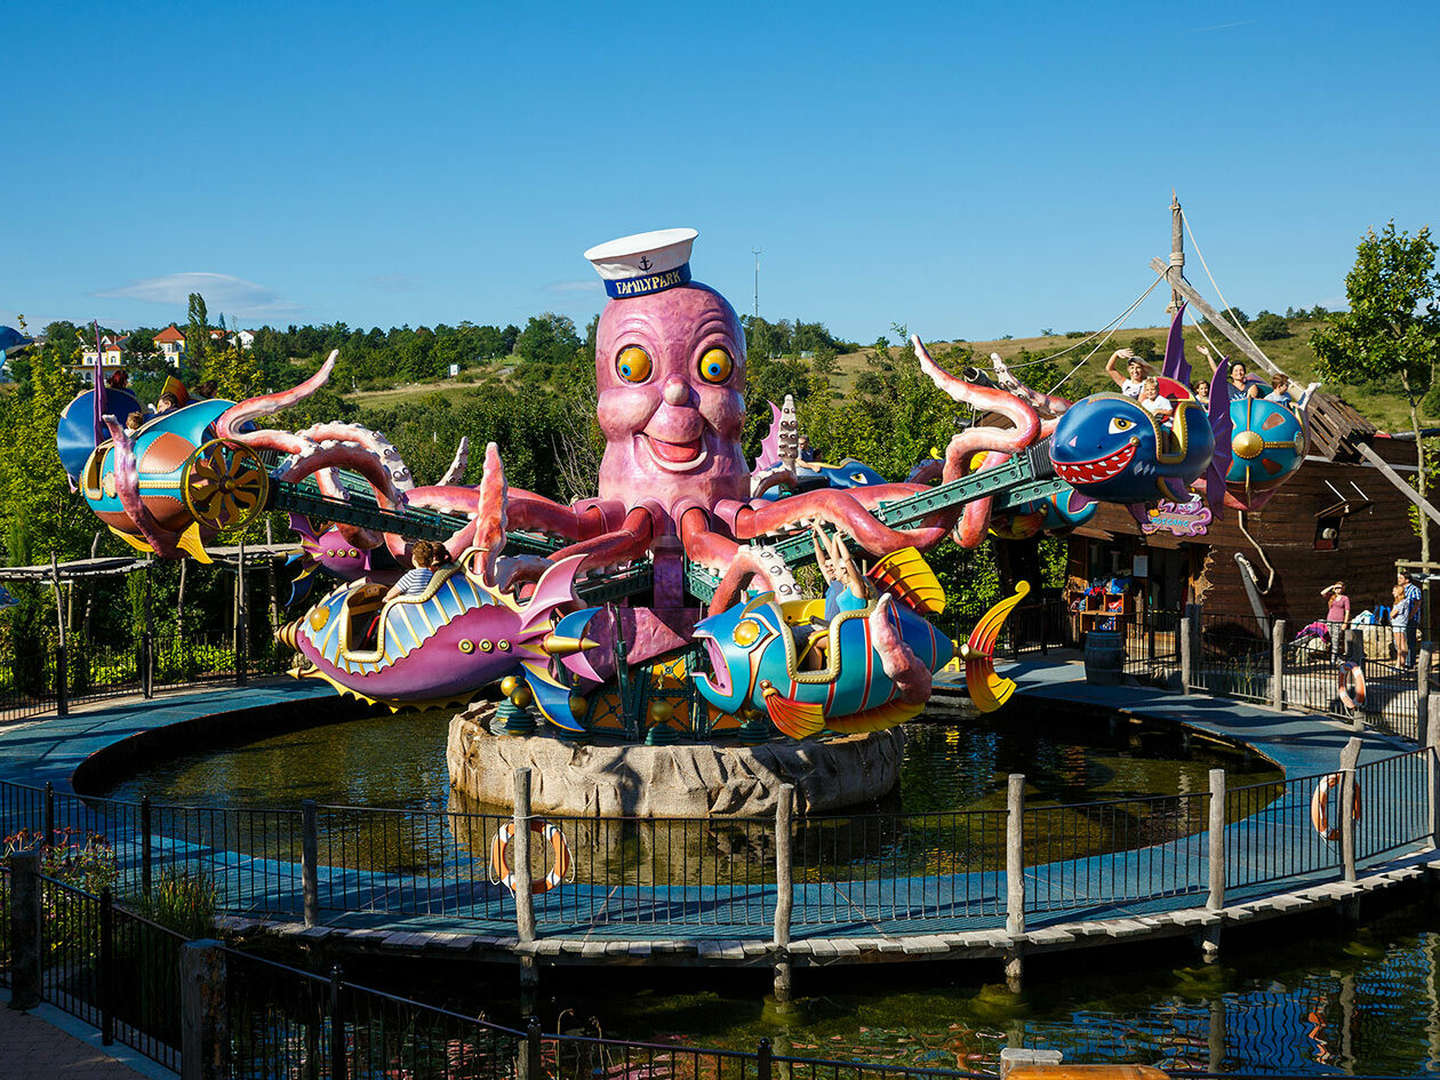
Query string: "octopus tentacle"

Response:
xmin=296 ymin=423 xmax=414 ymax=491
xmin=547 ymin=506 xmax=655 ymax=575
xmin=680 ymin=510 xmax=797 ymax=616
xmin=991 ymin=352 xmax=1072 ymax=415
xmin=474 ymin=442 xmax=507 ymax=586
xmin=102 ymin=415 xmax=182 ymax=557
xmin=440 ymin=437 xmax=470 ymax=485
xmin=216 ymin=350 xmax=338 ymax=438
xmin=869 ymin=593 xmax=931 ymax=704
xmin=732 ymin=490 xmax=950 ymax=556
xmin=914 ymin=335 xmax=1042 ymax=548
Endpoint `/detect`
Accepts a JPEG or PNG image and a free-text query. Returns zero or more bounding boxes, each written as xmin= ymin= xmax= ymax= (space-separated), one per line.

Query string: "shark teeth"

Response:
xmin=1054 ymin=440 xmax=1138 ymax=486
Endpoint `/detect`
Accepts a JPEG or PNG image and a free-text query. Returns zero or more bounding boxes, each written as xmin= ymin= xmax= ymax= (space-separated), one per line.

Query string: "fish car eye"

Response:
xmin=698 ymin=347 xmax=733 ymax=384
xmin=616 ymin=346 xmax=652 ymax=383
xmin=850 ymin=472 xmax=869 ymax=484
xmin=732 ymin=618 xmax=762 ymax=646
xmin=1108 ymin=417 xmax=1137 ymax=434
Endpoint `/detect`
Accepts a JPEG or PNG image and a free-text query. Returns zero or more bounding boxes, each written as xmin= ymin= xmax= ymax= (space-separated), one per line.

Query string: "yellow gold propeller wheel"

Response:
xmin=182 ymin=439 xmax=269 ymax=532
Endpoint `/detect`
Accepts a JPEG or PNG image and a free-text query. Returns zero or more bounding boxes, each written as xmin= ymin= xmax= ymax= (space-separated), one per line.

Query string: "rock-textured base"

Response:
xmin=447 ymin=707 xmax=903 ymax=817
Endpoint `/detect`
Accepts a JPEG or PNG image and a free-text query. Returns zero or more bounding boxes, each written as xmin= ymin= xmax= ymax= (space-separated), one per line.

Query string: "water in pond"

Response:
xmin=102 ymin=700 xmax=1278 ymax=813
xmin=109 ymin=702 xmax=1426 ymax=1075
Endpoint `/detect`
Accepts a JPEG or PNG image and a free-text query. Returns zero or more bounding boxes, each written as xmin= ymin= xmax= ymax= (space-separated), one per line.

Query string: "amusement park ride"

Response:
xmin=54 ymin=223 xmax=1310 ymax=744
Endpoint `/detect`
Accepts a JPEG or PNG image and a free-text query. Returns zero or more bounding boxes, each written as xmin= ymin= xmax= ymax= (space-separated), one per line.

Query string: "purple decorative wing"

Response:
xmin=755 ymin=401 xmax=784 ymax=470
xmin=1205 ymin=361 xmax=1233 ymax=519
xmin=92 ymin=321 xmax=106 ymax=444
xmin=1160 ymin=303 xmax=1190 ymax=386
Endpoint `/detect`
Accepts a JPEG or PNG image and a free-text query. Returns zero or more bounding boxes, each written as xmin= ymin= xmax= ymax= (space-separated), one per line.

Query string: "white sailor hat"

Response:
xmin=584 ymin=227 xmax=698 ymax=299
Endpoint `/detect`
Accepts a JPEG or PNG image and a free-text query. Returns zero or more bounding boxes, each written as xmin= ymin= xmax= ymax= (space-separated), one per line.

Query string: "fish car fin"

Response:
xmin=826 ymin=699 xmax=925 ymax=734
xmin=175 ymin=523 xmax=213 ymax=564
xmin=108 ymin=526 xmax=155 ymax=556
xmin=867 ymin=547 xmax=945 ymax=615
xmin=963 ymin=582 xmax=1030 ymax=714
xmin=522 ymin=662 xmax=587 ymax=734
xmin=760 ymin=681 xmax=825 ymax=740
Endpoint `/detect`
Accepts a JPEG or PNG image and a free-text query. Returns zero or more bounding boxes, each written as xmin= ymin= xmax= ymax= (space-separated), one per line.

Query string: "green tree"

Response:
xmin=186 ymin=293 xmax=209 ymax=370
xmin=1249 ymin=311 xmax=1290 ymax=341
xmin=1312 ymin=220 xmax=1440 ymax=571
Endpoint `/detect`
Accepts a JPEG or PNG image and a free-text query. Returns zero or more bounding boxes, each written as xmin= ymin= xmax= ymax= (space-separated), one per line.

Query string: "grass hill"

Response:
xmin=343 ymin=318 xmax=1424 ymax=433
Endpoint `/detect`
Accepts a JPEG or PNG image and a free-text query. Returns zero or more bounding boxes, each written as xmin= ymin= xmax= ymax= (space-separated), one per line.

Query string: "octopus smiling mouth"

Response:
xmin=639 ymin=433 xmax=710 ymax=473
xmin=1053 ymin=439 xmax=1138 ymax=486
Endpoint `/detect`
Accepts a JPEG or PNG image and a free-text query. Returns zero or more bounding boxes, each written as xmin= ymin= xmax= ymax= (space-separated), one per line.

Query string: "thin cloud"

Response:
xmin=95 ymin=272 xmax=302 ymax=318
xmin=366 ymin=273 xmax=418 ymax=293
xmin=546 ymin=280 xmax=603 ymax=294
xmin=1189 ymin=19 xmax=1255 ymax=32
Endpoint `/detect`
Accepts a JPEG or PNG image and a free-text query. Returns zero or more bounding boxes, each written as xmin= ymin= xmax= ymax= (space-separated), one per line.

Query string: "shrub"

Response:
xmin=130 ymin=869 xmax=217 ymax=939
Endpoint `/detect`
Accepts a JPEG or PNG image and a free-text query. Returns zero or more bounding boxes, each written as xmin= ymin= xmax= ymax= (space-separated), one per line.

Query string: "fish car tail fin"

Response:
xmin=760 ymin=681 xmax=825 ymax=740
xmin=867 ymin=546 xmax=945 ymax=615
xmin=963 ymin=581 xmax=1030 ymax=713
xmin=826 ymin=699 xmax=925 ymax=734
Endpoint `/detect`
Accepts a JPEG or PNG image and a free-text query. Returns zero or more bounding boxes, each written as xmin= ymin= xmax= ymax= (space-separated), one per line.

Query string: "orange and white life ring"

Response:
xmin=1337 ymin=662 xmax=1366 ymax=710
xmin=1310 ymin=772 xmax=1361 ymax=842
xmin=489 ymin=819 xmax=572 ymax=895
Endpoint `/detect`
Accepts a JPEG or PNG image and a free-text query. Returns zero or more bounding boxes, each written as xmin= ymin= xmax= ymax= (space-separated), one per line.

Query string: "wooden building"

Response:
xmin=1059 ymin=392 xmax=1425 ymax=627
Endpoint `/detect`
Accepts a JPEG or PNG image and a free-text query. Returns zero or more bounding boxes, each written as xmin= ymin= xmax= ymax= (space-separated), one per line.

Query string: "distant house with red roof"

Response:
xmin=153 ymin=325 xmax=186 ymax=364
xmin=75 ymin=334 xmax=129 ymax=375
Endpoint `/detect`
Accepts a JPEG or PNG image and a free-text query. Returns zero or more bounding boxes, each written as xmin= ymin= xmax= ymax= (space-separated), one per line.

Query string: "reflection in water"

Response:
xmin=498 ymin=908 xmax=1440 ymax=1076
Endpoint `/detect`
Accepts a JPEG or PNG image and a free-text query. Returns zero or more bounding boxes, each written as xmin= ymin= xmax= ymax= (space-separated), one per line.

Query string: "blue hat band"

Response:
xmin=605 ymin=262 xmax=691 ymax=299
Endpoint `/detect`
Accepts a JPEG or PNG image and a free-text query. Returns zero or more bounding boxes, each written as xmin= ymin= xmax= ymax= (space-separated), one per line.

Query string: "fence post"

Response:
xmin=512 ymin=768 xmax=537 ymax=944
xmin=43 ymin=781 xmax=54 ymax=848
xmin=143 ymin=631 xmax=155 ymax=698
xmin=328 ymin=964 xmax=347 ymax=1080
xmin=180 ymin=939 xmax=228 ymax=1080
xmin=1207 ymin=769 xmax=1226 ymax=911
xmin=1180 ymin=605 xmax=1198 ymax=693
xmin=7 ymin=850 xmax=41 ymax=1010
xmin=1428 ymin=697 xmax=1440 ymax=850
xmin=55 ymin=643 xmax=68 ymax=717
xmin=757 ymin=1037 xmax=774 ymax=1080
xmin=302 ymin=799 xmax=319 ymax=927
xmin=1005 ymin=773 xmax=1025 ymax=991
xmin=1271 ymin=619 xmax=1286 ymax=711
xmin=1419 ymin=647 xmax=1432 ymax=736
xmin=1340 ymin=737 xmax=1362 ymax=883
xmin=141 ymin=795 xmax=153 ymax=898
xmin=1348 ymin=628 xmax=1365 ymax=667
xmin=773 ymin=784 xmax=794 ymax=1004
xmin=99 ymin=887 xmax=114 ymax=1045
xmin=518 ymin=1016 xmax=542 ymax=1080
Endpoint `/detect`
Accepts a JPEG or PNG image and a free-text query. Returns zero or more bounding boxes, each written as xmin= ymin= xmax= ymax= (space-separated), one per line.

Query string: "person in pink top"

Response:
xmin=1323 ymin=581 xmax=1350 ymax=662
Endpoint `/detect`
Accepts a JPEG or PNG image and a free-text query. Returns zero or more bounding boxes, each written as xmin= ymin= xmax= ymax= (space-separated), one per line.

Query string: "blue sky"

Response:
xmin=4 ymin=1 xmax=1436 ymax=344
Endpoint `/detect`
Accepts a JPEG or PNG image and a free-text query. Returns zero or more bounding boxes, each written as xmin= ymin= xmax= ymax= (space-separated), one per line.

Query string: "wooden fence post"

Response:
xmin=329 ymin=964 xmax=347 ymax=1080
xmin=7 ymin=850 xmax=41 ymax=1010
xmin=1180 ymin=612 xmax=1196 ymax=694
xmin=1419 ymin=647 xmax=1432 ymax=738
xmin=302 ymin=799 xmax=319 ymax=927
xmin=1005 ymin=773 xmax=1025 ymax=991
xmin=1340 ymin=737 xmax=1362 ymax=883
xmin=1207 ymin=769 xmax=1226 ymax=911
xmin=512 ymin=768 xmax=536 ymax=944
xmin=772 ymin=783 xmax=794 ymax=1003
xmin=1271 ymin=620 xmax=1286 ymax=711
xmin=1428 ymin=698 xmax=1440 ymax=850
xmin=180 ymin=939 xmax=228 ymax=1080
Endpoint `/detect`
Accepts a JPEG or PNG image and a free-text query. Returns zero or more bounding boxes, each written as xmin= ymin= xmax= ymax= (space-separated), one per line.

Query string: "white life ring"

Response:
xmin=489 ymin=819 xmax=572 ymax=895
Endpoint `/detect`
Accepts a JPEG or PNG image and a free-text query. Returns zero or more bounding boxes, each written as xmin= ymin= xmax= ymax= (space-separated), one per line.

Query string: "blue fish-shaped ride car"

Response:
xmin=1049 ymin=393 xmax=1214 ymax=505
xmin=690 ymin=590 xmax=955 ymax=738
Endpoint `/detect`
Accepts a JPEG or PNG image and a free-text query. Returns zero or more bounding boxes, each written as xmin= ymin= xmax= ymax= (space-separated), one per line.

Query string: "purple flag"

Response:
xmin=92 ymin=320 xmax=106 ymax=443
xmin=1205 ymin=360 xmax=1233 ymax=519
xmin=1160 ymin=303 xmax=1190 ymax=386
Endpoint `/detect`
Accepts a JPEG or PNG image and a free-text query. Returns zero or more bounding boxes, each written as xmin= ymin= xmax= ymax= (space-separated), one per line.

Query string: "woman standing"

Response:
xmin=1391 ymin=578 xmax=1412 ymax=669
xmin=1323 ymin=582 xmax=1351 ymax=662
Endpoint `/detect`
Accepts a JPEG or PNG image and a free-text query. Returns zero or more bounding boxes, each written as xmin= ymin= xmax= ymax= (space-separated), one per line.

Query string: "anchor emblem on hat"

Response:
xmin=638 ymin=255 xmax=653 ymax=271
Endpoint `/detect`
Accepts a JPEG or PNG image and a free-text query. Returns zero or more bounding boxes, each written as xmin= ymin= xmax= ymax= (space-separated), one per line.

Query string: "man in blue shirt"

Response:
xmin=1401 ymin=572 xmax=1423 ymax=668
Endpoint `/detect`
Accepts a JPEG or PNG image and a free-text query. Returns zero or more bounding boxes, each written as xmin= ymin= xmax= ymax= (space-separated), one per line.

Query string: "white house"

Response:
xmin=154 ymin=325 xmax=186 ymax=364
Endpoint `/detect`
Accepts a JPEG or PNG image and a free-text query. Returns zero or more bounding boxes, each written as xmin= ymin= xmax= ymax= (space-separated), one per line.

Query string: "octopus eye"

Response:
xmin=732 ymin=618 xmax=762 ymax=647
xmin=698 ymin=347 xmax=733 ymax=384
xmin=1108 ymin=417 xmax=1136 ymax=434
xmin=616 ymin=346 xmax=651 ymax=383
